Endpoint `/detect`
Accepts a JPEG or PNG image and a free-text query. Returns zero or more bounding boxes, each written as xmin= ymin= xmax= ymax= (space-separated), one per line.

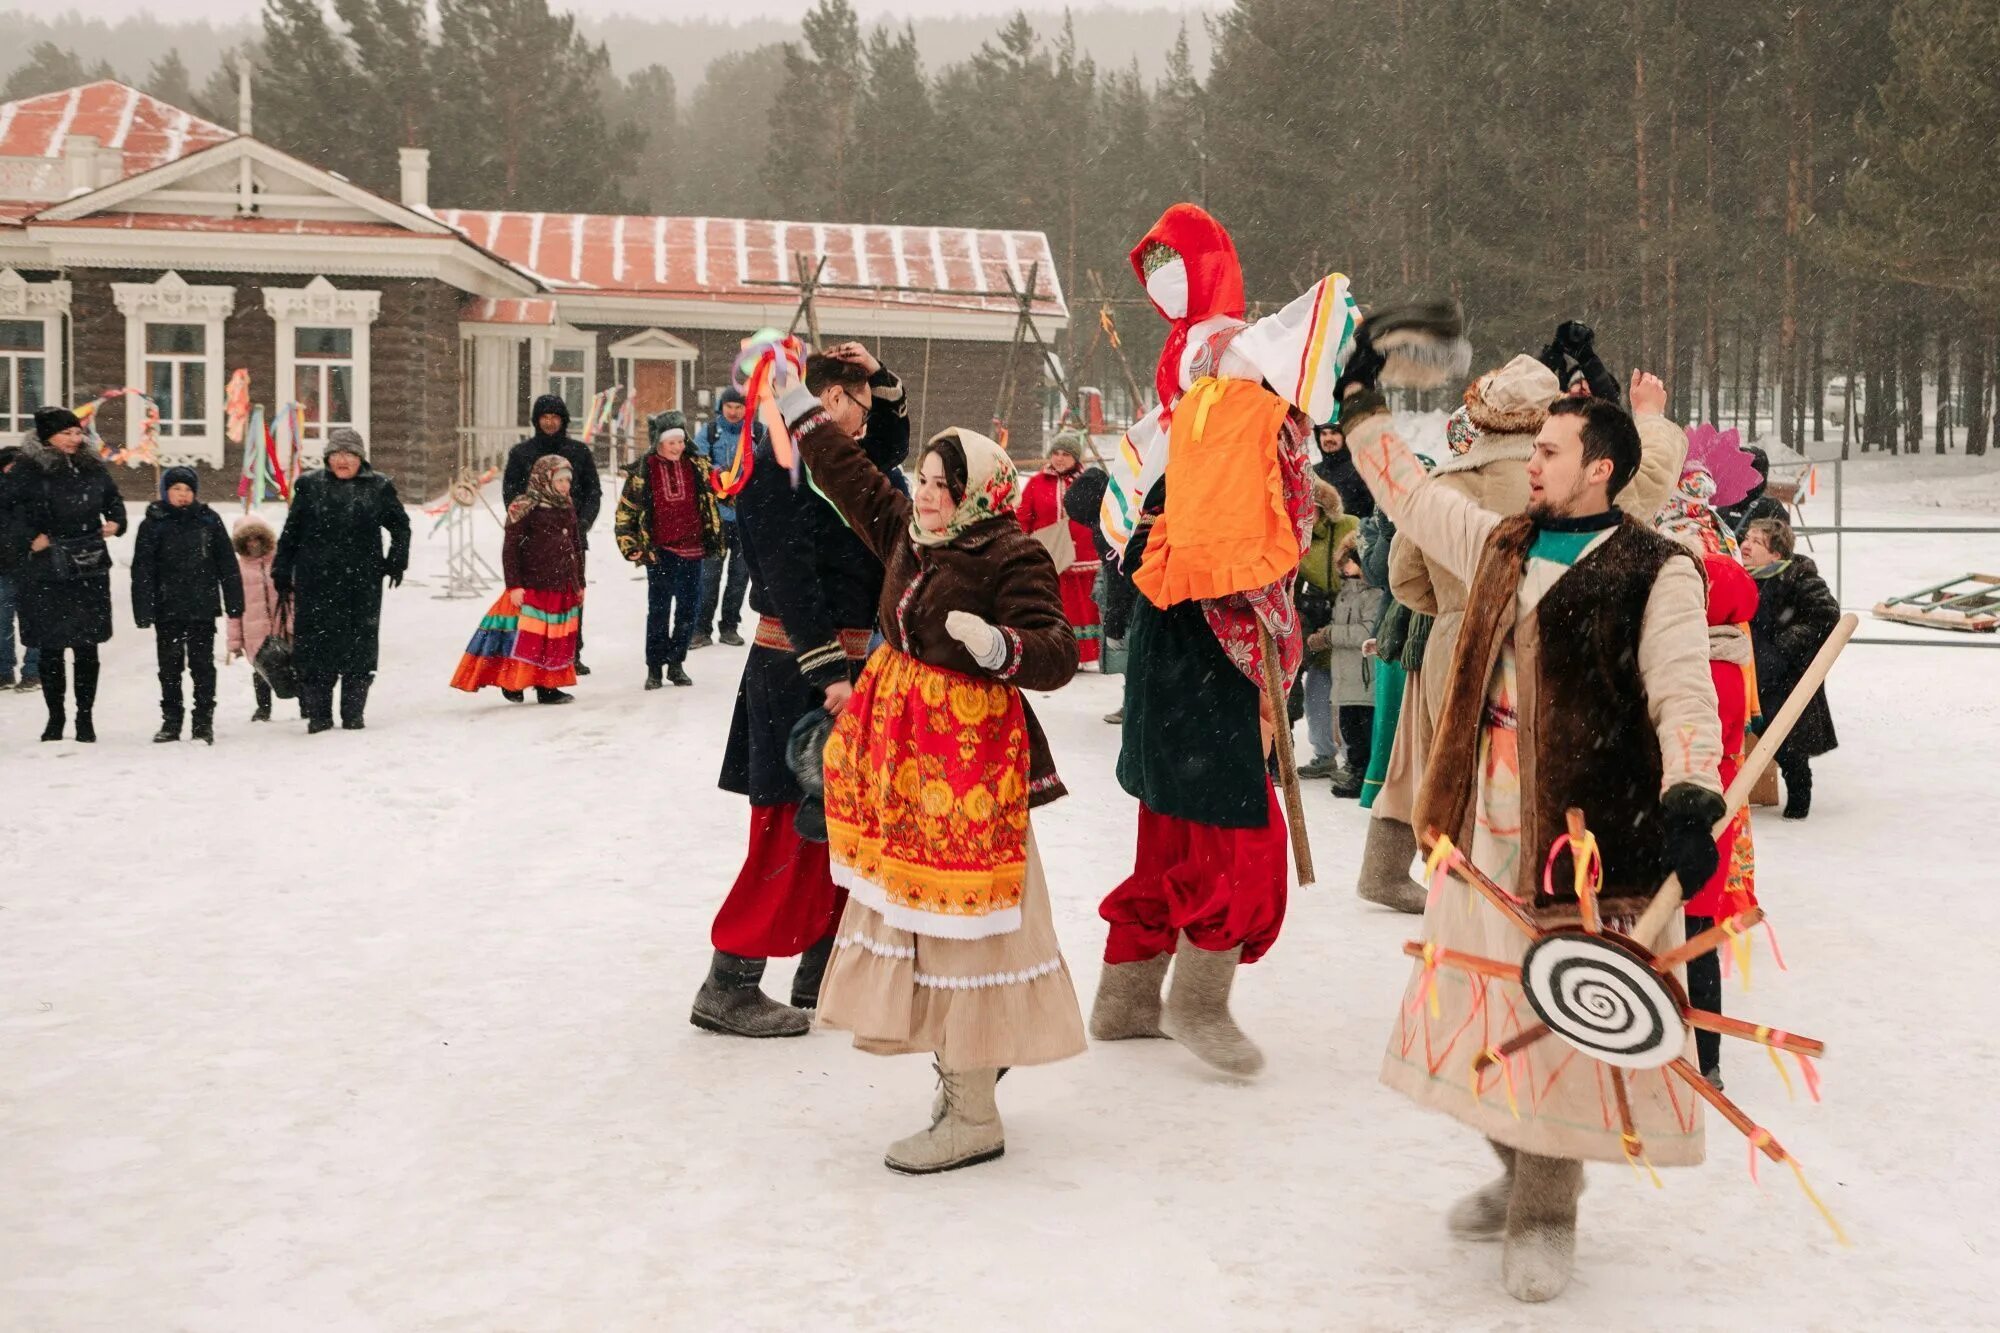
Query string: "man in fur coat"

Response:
xmin=1341 ymin=368 xmax=1725 ymax=1303
xmin=696 ymin=343 xmax=908 ymax=1039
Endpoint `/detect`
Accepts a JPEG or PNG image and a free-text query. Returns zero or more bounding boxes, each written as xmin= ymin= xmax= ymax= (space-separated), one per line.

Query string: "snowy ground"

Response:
xmin=4 ymin=454 xmax=1997 ymax=1331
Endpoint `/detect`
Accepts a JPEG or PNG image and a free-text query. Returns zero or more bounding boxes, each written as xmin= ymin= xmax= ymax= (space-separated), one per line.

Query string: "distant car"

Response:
xmin=1823 ymin=375 xmax=1865 ymax=430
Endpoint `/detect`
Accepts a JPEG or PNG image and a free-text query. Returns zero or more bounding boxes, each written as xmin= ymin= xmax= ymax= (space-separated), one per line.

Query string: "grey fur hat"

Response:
xmin=324 ymin=428 xmax=367 ymax=460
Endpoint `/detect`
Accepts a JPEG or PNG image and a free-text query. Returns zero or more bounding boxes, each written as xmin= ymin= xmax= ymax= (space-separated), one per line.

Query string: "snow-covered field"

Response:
xmin=4 ymin=452 xmax=1997 ymax=1331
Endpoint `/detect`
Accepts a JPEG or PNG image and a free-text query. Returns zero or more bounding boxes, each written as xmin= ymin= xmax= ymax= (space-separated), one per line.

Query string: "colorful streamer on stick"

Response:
xmin=712 ymin=330 xmax=805 ymax=499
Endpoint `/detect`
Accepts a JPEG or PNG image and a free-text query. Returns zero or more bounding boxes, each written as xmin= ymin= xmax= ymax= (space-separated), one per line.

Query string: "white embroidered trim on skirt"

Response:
xmin=830 ymin=862 xmax=1025 ymax=941
xmin=833 ymin=931 xmax=916 ymax=961
xmin=914 ymin=958 xmax=1065 ymax=990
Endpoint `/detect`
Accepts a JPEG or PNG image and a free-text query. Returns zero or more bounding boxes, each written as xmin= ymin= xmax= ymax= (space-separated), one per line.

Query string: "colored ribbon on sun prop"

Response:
xmin=225 ymin=369 xmax=251 ymax=447
xmin=1621 ymin=1132 xmax=1664 ymax=1189
xmin=714 ymin=330 xmax=805 ymax=500
xmin=1747 ymin=1129 xmax=1848 ymax=1245
xmin=76 ymin=388 xmax=161 ymax=466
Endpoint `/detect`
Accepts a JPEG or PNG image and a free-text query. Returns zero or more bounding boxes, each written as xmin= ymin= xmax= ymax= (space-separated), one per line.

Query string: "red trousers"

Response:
xmin=711 ymin=804 xmax=847 ymax=959
xmin=1099 ymin=783 xmax=1289 ymax=965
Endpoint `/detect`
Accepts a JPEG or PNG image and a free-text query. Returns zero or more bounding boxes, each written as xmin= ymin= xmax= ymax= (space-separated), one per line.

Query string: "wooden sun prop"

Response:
xmin=1408 ymin=809 xmax=1844 ymax=1243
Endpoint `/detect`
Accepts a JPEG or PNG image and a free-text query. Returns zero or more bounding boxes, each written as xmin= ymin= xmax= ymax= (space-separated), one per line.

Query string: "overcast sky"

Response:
xmin=25 ymin=0 xmax=1207 ymax=19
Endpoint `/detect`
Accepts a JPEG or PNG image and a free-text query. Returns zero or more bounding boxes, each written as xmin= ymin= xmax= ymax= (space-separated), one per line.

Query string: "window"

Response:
xmin=549 ymin=345 xmax=589 ymax=419
xmin=292 ymin=327 xmax=356 ymax=443
xmin=0 ymin=319 xmax=47 ymax=435
xmin=144 ymin=323 xmax=209 ymax=437
xmin=264 ymin=278 xmax=379 ymax=463
xmin=0 ymin=270 xmax=70 ymax=432
xmin=112 ymin=273 xmax=234 ymax=465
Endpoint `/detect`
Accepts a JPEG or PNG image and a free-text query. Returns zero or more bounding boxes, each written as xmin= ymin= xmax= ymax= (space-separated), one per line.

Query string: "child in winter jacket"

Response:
xmin=226 ymin=514 xmax=283 ymax=721
xmin=131 ymin=466 xmax=245 ymax=744
xmin=1322 ymin=532 xmax=1385 ymax=797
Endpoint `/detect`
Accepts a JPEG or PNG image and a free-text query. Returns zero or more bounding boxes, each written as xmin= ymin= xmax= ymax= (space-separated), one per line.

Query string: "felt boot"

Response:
xmin=1356 ymin=816 xmax=1427 ymax=913
xmin=886 ymin=1064 xmax=1005 ymax=1175
xmin=1088 ymin=954 xmax=1170 ymax=1041
xmin=689 ymin=951 xmax=810 ymax=1038
xmin=1502 ymin=1151 xmax=1583 ymax=1303
xmin=1160 ymin=934 xmax=1264 ymax=1077
xmin=1448 ymin=1139 xmax=1517 ymax=1241
xmin=789 ymin=932 xmax=835 ymax=1011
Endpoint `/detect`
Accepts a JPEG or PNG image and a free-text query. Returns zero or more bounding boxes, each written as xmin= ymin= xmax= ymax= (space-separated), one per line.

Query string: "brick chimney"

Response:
xmin=399 ymin=147 xmax=430 ymax=211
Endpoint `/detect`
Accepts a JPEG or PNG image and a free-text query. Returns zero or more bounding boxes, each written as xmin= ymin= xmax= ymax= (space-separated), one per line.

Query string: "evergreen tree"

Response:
xmin=764 ymin=0 xmax=864 ymax=219
xmin=2 ymin=42 xmax=117 ymax=100
xmin=851 ymin=24 xmax=941 ymax=225
xmin=431 ymin=0 xmax=638 ymax=212
xmin=256 ymin=0 xmax=367 ymax=179
xmin=668 ymin=45 xmax=784 ymax=218
xmin=142 ymin=51 xmax=196 ymax=109
xmin=607 ymin=64 xmax=676 ymax=213
xmin=1843 ymin=0 xmax=2000 ymax=315
xmin=333 ymin=0 xmax=434 ymax=188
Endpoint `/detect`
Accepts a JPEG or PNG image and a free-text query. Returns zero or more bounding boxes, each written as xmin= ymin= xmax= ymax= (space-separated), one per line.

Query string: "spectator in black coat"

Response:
xmin=504 ymin=394 xmax=602 ymax=674
xmin=1741 ymin=516 xmax=1840 ymax=819
xmin=132 ymin=466 xmax=244 ymax=744
xmin=273 ymin=430 xmax=411 ymax=733
xmin=1312 ymin=421 xmax=1374 ymax=520
xmin=21 ymin=407 xmax=126 ymax=743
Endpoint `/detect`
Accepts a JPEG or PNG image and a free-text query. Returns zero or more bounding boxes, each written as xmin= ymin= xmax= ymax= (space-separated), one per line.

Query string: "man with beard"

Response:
xmin=1342 ymin=367 xmax=1725 ymax=1303
xmin=694 ymin=342 xmax=908 ymax=1038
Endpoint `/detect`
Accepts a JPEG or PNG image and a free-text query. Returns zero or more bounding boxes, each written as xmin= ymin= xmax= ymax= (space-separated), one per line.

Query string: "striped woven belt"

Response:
xmin=755 ymin=616 xmax=874 ymax=661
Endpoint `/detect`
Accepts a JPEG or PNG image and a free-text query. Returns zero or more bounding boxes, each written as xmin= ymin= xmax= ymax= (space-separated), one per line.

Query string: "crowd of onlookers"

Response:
xmin=4 ymin=382 xmax=1841 ymax=798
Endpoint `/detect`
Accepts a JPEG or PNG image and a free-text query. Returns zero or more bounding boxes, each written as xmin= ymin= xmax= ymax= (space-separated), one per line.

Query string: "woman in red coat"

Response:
xmin=1684 ymin=551 xmax=1760 ymax=1086
xmin=1016 ymin=432 xmax=1101 ymax=665
xmin=450 ymin=454 xmax=583 ymax=704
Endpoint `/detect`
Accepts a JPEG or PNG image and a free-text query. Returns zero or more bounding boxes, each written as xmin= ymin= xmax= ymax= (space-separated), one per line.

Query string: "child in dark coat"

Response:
xmin=1741 ymin=516 xmax=1840 ymax=818
xmin=132 ymin=466 xmax=245 ymax=744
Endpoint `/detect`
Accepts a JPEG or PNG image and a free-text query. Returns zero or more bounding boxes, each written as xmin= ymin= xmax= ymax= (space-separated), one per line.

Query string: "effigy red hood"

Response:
xmin=1129 ymin=203 xmax=1247 ymax=407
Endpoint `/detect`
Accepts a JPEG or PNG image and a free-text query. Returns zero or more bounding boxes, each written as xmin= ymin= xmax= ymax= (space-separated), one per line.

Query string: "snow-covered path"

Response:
xmin=3 ymin=459 xmax=1995 ymax=1331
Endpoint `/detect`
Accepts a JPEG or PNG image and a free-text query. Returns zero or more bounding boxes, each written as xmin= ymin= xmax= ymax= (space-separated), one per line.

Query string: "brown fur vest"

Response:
xmin=1415 ymin=514 xmax=1699 ymax=913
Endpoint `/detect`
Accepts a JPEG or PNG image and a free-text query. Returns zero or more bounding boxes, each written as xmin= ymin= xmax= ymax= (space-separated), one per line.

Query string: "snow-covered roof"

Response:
xmin=433 ymin=210 xmax=1069 ymax=319
xmin=0 ymin=81 xmax=234 ymax=201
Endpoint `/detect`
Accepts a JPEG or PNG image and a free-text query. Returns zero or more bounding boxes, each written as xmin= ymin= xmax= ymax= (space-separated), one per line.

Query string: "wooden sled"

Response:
xmin=1872 ymin=573 xmax=2000 ymax=634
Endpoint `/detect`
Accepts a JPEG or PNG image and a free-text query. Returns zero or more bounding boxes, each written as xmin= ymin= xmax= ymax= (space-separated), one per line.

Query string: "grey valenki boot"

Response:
xmin=887 ymin=1064 xmax=1004 ymax=1176
xmin=1502 ymin=1151 xmax=1584 ymax=1302
xmin=689 ymin=950 xmax=811 ymax=1038
xmin=1448 ymin=1139 xmax=1517 ymax=1241
xmin=1356 ymin=816 xmax=1428 ymax=914
xmin=1088 ymin=954 xmax=1170 ymax=1041
xmin=1160 ymin=934 xmax=1264 ymax=1077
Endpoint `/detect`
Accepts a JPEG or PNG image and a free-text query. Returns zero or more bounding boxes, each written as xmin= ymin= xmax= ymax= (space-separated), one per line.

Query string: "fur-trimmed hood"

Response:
xmin=1462 ymin=354 xmax=1560 ymax=435
xmin=232 ymin=513 xmax=278 ymax=558
xmin=1430 ymin=432 xmax=1535 ymax=479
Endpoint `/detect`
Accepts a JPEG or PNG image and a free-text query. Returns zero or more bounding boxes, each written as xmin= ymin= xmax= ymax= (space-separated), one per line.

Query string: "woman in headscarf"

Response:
xmin=450 ymin=454 xmax=583 ymax=705
xmin=758 ymin=358 xmax=1085 ymax=1177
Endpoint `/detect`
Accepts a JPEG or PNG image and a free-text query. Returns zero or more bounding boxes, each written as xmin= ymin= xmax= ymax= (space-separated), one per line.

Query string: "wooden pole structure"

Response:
xmin=1259 ymin=624 xmax=1315 ymax=885
xmin=784 ymin=254 xmax=829 ymax=345
xmin=1635 ymin=612 xmax=1858 ymax=948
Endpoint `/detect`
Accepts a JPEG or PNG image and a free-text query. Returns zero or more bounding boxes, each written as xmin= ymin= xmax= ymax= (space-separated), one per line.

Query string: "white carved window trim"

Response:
xmin=265 ymin=277 xmax=381 ymax=467
xmin=111 ymin=272 xmax=234 ymax=467
xmin=547 ymin=327 xmax=596 ymax=422
xmin=0 ymin=269 xmax=72 ymax=434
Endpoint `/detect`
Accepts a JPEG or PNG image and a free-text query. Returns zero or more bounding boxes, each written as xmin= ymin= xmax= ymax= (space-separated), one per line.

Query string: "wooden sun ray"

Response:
xmin=1404 ymin=812 xmax=1844 ymax=1243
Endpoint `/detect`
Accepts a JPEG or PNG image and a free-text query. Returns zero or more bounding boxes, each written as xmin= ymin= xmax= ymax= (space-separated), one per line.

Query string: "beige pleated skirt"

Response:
xmin=815 ymin=827 xmax=1087 ymax=1070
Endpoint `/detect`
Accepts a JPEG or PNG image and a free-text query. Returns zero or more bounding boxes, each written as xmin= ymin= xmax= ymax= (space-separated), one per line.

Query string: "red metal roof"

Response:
xmin=0 ymin=82 xmax=234 ymax=191
xmin=462 ymin=297 xmax=559 ymax=326
xmin=433 ymin=210 xmax=1067 ymax=318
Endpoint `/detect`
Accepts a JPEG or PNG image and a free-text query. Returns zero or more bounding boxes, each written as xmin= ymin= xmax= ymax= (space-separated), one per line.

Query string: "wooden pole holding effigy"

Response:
xmin=1635 ymin=612 xmax=1858 ymax=949
xmin=1258 ymin=624 xmax=1314 ymax=885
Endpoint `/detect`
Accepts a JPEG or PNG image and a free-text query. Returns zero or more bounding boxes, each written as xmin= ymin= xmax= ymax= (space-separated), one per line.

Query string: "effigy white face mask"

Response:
xmin=1145 ymin=256 xmax=1190 ymax=319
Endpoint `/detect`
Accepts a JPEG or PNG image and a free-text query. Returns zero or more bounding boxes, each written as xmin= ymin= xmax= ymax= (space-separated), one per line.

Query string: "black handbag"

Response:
xmin=48 ymin=534 xmax=110 ymax=580
xmin=253 ymin=595 xmax=300 ymax=699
